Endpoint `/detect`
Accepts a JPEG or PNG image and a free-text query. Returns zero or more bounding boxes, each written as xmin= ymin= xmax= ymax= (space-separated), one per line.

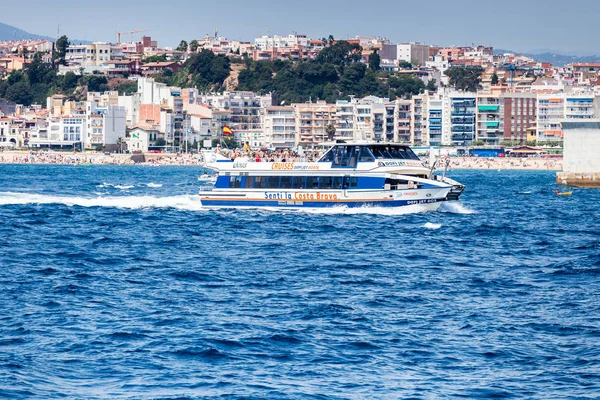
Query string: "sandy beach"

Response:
xmin=0 ymin=151 xmax=203 ymax=166
xmin=446 ymin=156 xmax=562 ymax=171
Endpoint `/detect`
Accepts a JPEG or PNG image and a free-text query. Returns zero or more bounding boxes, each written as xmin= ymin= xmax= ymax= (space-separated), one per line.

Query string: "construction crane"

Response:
xmin=117 ymin=29 xmax=152 ymax=45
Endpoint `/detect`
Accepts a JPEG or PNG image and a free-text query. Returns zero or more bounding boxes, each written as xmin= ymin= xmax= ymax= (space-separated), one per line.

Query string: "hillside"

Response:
xmin=0 ymin=21 xmax=89 ymax=44
xmin=495 ymin=48 xmax=600 ymax=66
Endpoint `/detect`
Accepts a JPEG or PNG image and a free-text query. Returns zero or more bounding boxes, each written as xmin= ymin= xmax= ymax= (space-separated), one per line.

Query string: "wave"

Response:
xmin=439 ymin=202 xmax=475 ymax=214
xmin=0 ymin=192 xmax=204 ymax=211
xmin=97 ymin=183 xmax=135 ymax=190
xmin=145 ymin=183 xmax=163 ymax=188
xmin=423 ymin=222 xmax=442 ymax=230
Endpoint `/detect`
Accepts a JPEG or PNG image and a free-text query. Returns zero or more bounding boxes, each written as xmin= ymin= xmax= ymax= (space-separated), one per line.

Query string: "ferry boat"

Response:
xmin=199 ymin=142 xmax=464 ymax=211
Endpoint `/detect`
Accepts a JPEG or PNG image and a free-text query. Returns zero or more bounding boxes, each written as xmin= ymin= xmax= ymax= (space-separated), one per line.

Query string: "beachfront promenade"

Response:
xmin=0 ymin=150 xmax=563 ymax=170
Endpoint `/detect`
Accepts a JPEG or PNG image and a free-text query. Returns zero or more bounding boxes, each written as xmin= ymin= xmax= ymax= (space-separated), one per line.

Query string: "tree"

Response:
xmin=325 ymin=123 xmax=336 ymax=141
xmin=177 ymin=40 xmax=188 ymax=52
xmin=5 ymin=82 xmax=33 ymax=105
xmin=491 ymin=73 xmax=499 ymax=85
xmin=143 ymin=54 xmax=167 ymax=63
xmin=116 ymin=137 xmax=123 ymax=153
xmin=27 ymin=53 xmax=53 ymax=86
xmin=444 ymin=67 xmax=483 ymax=92
xmin=189 ymin=39 xmax=199 ymax=52
xmin=154 ymin=138 xmax=166 ymax=147
xmin=54 ymin=35 xmax=70 ymax=66
xmin=426 ymin=79 xmax=437 ymax=91
xmin=83 ymin=75 xmax=109 ymax=92
xmin=398 ymin=61 xmax=413 ymax=70
xmin=368 ymin=50 xmax=381 ymax=70
xmin=62 ymin=71 xmax=79 ymax=92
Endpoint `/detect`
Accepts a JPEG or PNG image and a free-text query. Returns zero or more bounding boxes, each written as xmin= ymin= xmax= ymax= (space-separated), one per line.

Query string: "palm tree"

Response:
xmin=116 ymin=137 xmax=123 ymax=153
xmin=325 ymin=124 xmax=336 ymax=141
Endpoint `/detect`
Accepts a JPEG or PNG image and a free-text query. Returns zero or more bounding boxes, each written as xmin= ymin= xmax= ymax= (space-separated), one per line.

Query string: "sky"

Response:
xmin=2 ymin=0 xmax=599 ymax=54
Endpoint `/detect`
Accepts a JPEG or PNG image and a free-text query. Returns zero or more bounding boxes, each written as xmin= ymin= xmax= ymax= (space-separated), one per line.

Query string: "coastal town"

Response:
xmin=0 ymin=31 xmax=599 ymax=161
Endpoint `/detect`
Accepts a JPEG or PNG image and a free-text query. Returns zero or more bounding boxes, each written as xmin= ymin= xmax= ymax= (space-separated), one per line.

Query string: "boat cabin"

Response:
xmin=318 ymin=143 xmax=421 ymax=167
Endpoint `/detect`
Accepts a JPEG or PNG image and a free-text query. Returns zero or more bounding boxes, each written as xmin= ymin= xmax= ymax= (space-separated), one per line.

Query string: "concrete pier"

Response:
xmin=557 ymin=121 xmax=600 ymax=187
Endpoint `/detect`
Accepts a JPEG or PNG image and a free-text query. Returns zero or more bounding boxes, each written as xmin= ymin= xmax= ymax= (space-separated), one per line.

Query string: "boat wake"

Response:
xmin=0 ymin=192 xmax=204 ymax=211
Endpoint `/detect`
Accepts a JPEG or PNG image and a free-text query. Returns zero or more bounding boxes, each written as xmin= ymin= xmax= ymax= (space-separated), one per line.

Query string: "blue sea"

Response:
xmin=1 ymin=165 xmax=599 ymax=399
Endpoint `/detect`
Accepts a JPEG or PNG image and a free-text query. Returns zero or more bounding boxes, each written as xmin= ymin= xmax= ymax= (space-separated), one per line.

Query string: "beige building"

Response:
xmin=294 ymin=101 xmax=336 ymax=146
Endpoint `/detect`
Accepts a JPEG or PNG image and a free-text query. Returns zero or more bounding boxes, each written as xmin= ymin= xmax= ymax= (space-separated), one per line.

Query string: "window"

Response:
xmin=306 ymin=176 xmax=319 ymax=189
xmin=229 ymin=176 xmax=242 ymax=188
xmin=253 ymin=176 xmax=267 ymax=189
xmin=333 ymin=177 xmax=343 ymax=189
xmin=320 ymin=176 xmax=333 ymax=189
xmin=244 ymin=177 xmax=254 ymax=188
xmin=280 ymin=176 xmax=292 ymax=189
xmin=292 ymin=177 xmax=305 ymax=189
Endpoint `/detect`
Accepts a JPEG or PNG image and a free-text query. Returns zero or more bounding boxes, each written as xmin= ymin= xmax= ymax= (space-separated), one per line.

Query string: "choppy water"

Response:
xmin=1 ymin=165 xmax=599 ymax=399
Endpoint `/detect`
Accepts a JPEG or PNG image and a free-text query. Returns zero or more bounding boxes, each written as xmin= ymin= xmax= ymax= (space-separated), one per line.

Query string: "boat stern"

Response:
xmin=441 ymin=176 xmax=465 ymax=201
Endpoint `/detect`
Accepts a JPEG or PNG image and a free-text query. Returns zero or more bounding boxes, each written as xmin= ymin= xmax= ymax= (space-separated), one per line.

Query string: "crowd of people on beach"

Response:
xmin=448 ymin=156 xmax=562 ymax=170
xmin=0 ymin=146 xmax=563 ymax=170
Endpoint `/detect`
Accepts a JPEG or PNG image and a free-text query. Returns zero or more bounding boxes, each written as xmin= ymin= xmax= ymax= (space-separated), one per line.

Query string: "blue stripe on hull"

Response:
xmin=200 ymin=198 xmax=445 ymax=208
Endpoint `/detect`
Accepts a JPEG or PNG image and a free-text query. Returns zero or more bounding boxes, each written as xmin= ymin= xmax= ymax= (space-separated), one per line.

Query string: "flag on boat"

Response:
xmin=223 ymin=126 xmax=233 ymax=135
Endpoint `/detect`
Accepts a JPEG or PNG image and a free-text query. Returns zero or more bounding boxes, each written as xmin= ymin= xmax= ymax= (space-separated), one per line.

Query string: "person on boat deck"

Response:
xmin=215 ymin=145 xmax=221 ymax=155
xmin=243 ymin=141 xmax=251 ymax=153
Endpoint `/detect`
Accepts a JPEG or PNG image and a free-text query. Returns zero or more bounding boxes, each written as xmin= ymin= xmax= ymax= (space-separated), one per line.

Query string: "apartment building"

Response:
xmin=255 ymin=34 xmax=312 ymax=50
xmin=448 ymin=94 xmax=477 ymax=146
xmin=335 ymin=100 xmax=355 ymax=141
xmin=199 ymin=91 xmax=273 ymax=132
xmin=85 ymin=105 xmax=127 ymax=150
xmin=411 ymin=95 xmax=427 ymax=145
xmin=294 ymin=101 xmax=336 ymax=145
xmin=263 ymin=106 xmax=297 ymax=149
xmin=426 ymin=94 xmax=444 ymax=146
xmin=29 ymin=116 xmax=86 ymax=149
xmin=65 ymin=42 xmax=113 ymax=67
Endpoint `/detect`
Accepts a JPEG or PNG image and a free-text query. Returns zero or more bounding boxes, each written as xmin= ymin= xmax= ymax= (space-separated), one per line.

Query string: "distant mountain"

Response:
xmin=495 ymin=48 xmax=600 ymax=66
xmin=0 ymin=22 xmax=89 ymax=44
xmin=0 ymin=22 xmax=55 ymax=42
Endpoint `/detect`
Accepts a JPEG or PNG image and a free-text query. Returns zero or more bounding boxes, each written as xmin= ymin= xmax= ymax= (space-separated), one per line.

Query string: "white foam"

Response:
xmin=423 ymin=222 xmax=442 ymax=230
xmin=0 ymin=192 xmax=204 ymax=211
xmin=146 ymin=183 xmax=163 ymax=188
xmin=439 ymin=202 xmax=475 ymax=214
xmin=114 ymin=185 xmax=135 ymax=190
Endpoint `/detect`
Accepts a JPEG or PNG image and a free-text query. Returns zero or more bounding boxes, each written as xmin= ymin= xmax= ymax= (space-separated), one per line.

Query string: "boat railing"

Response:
xmin=199 ymin=185 xmax=214 ymax=191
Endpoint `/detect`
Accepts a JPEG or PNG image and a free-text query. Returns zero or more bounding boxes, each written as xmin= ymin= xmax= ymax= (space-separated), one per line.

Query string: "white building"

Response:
xmin=254 ymin=34 xmax=312 ymax=50
xmin=29 ymin=117 xmax=86 ymax=149
xmin=536 ymin=92 xmax=599 ymax=143
xmin=263 ymin=106 xmax=296 ymax=149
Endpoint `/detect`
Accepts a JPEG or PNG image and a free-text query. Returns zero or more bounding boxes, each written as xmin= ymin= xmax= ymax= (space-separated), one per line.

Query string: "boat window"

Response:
xmin=370 ymin=146 xmax=388 ymax=159
xmin=333 ymin=177 xmax=343 ymax=189
xmin=280 ymin=176 xmax=292 ymax=189
xmin=348 ymin=177 xmax=358 ymax=188
xmin=358 ymin=146 xmax=375 ymax=162
xmin=229 ymin=176 xmax=242 ymax=188
xmin=319 ymin=149 xmax=335 ymax=162
xmin=320 ymin=176 xmax=333 ymax=189
xmin=332 ymin=146 xmax=358 ymax=168
xmin=384 ymin=178 xmax=410 ymax=190
xmin=292 ymin=176 xmax=305 ymax=189
xmin=306 ymin=176 xmax=319 ymax=189
xmin=253 ymin=176 xmax=268 ymax=189
xmin=266 ymin=176 xmax=279 ymax=188
xmin=397 ymin=147 xmax=410 ymax=159
xmin=244 ymin=177 xmax=254 ymax=188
